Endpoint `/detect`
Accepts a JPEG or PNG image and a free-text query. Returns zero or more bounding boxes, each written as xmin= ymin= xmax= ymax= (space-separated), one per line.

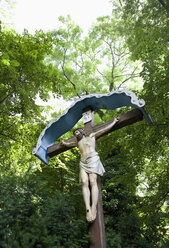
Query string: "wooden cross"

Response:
xmin=47 ymin=108 xmax=143 ymax=248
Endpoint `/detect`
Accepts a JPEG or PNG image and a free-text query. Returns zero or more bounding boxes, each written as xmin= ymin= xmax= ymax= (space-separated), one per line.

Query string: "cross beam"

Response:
xmin=47 ymin=109 xmax=143 ymax=158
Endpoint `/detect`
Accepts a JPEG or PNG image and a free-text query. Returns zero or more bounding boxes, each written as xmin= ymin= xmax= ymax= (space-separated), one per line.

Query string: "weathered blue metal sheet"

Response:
xmin=33 ymin=89 xmax=152 ymax=164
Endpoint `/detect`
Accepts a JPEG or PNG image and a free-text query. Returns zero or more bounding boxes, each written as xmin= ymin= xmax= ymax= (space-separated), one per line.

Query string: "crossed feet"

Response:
xmin=86 ymin=206 xmax=97 ymax=222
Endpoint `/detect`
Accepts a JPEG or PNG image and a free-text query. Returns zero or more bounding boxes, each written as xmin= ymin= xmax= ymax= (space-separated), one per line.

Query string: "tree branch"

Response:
xmin=118 ymin=0 xmax=123 ymax=8
xmin=158 ymin=0 xmax=166 ymax=9
xmin=109 ymin=62 xmax=115 ymax=91
xmin=158 ymin=0 xmax=169 ymax=14
xmin=97 ymin=69 xmax=111 ymax=84
xmin=114 ymin=73 xmax=140 ymax=79
xmin=116 ymin=74 xmax=139 ymax=89
xmin=62 ymin=49 xmax=81 ymax=98
xmin=103 ymin=40 xmax=116 ymax=91
xmin=116 ymin=67 xmax=139 ymax=89
xmin=0 ymin=132 xmax=18 ymax=142
xmin=0 ymin=91 xmax=13 ymax=106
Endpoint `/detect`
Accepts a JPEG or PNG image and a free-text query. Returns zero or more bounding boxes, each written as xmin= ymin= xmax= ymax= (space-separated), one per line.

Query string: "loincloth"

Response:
xmin=79 ymin=152 xmax=105 ymax=176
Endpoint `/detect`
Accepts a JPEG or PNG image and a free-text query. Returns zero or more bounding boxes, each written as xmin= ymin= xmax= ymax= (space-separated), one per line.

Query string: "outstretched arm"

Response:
xmin=60 ymin=139 xmax=77 ymax=147
xmin=91 ymin=117 xmax=120 ymax=139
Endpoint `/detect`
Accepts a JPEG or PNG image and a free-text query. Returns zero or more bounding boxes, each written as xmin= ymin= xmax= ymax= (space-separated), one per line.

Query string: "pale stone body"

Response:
xmin=61 ymin=117 xmax=119 ymax=222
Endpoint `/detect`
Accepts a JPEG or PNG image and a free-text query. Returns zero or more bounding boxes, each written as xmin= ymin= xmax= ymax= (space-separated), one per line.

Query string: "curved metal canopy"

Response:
xmin=33 ymin=89 xmax=152 ymax=164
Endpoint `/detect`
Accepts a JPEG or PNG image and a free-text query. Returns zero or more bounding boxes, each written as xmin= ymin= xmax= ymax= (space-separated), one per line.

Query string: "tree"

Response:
xmin=1 ymin=3 xmax=169 ymax=246
xmin=0 ymin=0 xmax=17 ymax=28
xmin=48 ymin=14 xmax=142 ymax=100
xmin=0 ymin=173 xmax=89 ymax=248
xmin=108 ymin=1 xmax=169 ymax=245
xmin=88 ymin=15 xmax=142 ymax=92
xmin=0 ymin=25 xmax=63 ymax=173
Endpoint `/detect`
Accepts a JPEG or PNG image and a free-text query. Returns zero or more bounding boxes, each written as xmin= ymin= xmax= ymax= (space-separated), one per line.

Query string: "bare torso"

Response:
xmin=60 ymin=117 xmax=119 ymax=222
xmin=78 ymin=134 xmax=96 ymax=158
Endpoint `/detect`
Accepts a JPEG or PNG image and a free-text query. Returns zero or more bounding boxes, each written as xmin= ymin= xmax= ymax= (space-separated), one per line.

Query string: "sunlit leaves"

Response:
xmin=0 ymin=2 xmax=169 ymax=246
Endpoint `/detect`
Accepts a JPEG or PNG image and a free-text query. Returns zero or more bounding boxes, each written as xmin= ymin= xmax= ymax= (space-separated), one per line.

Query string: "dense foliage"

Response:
xmin=0 ymin=0 xmax=169 ymax=247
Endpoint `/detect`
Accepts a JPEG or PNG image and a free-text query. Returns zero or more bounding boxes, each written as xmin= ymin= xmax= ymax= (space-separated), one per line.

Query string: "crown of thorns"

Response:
xmin=73 ymin=128 xmax=86 ymax=136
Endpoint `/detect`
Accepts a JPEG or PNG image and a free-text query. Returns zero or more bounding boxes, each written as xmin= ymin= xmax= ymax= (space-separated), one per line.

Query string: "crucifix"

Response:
xmin=33 ymin=90 xmax=152 ymax=248
xmin=47 ymin=108 xmax=144 ymax=248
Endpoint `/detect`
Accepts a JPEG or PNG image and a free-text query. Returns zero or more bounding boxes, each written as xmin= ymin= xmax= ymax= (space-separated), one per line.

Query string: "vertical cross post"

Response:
xmin=83 ymin=109 xmax=106 ymax=248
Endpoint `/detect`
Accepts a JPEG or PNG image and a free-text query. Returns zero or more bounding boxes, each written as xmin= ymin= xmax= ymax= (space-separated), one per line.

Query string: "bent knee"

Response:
xmin=81 ymin=177 xmax=89 ymax=187
xmin=89 ymin=176 xmax=97 ymax=186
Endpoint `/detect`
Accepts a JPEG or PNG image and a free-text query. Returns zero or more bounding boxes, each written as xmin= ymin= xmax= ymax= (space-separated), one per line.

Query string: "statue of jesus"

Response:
xmin=61 ymin=117 xmax=119 ymax=222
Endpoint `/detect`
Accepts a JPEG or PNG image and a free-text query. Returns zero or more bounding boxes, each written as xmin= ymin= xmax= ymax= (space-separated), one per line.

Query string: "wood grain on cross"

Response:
xmin=47 ymin=108 xmax=143 ymax=248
